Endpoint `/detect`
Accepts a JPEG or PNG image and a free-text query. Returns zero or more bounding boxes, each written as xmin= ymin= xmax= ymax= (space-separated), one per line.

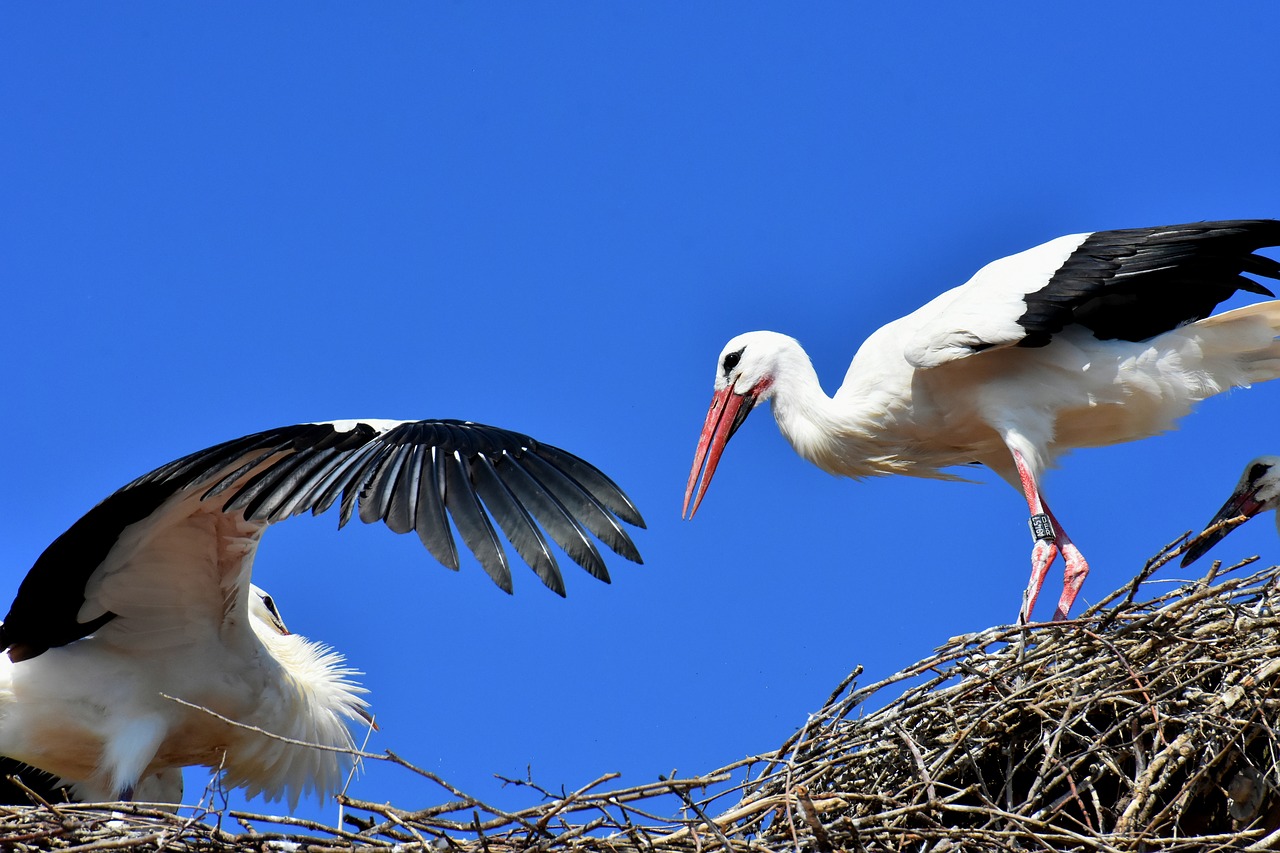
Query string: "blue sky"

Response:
xmin=4 ymin=2 xmax=1280 ymax=827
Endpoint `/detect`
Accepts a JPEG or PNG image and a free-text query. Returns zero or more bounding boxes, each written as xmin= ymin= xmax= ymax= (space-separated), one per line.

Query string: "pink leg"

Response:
xmin=1013 ymin=450 xmax=1058 ymax=623
xmin=1011 ymin=450 xmax=1090 ymax=622
xmin=1044 ymin=506 xmax=1089 ymax=621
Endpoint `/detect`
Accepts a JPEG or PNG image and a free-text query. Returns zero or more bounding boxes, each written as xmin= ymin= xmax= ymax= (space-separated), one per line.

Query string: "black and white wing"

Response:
xmin=905 ymin=220 xmax=1280 ymax=368
xmin=0 ymin=756 xmax=67 ymax=805
xmin=0 ymin=419 xmax=645 ymax=660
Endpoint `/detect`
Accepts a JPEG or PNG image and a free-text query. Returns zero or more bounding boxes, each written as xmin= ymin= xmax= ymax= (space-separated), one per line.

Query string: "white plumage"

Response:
xmin=684 ymin=220 xmax=1280 ymax=622
xmin=0 ymin=418 xmax=643 ymax=806
xmin=0 ymin=583 xmax=366 ymax=806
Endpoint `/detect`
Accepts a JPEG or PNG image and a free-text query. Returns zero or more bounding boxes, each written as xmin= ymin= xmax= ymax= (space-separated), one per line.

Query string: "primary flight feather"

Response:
xmin=0 ymin=418 xmax=644 ymax=806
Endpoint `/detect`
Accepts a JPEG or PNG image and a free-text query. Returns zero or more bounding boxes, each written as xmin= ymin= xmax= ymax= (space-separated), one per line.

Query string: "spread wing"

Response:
xmin=904 ymin=220 xmax=1280 ymax=369
xmin=0 ymin=419 xmax=645 ymax=660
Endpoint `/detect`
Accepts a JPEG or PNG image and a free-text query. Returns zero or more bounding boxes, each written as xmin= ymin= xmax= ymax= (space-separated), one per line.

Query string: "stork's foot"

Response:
xmin=1020 ymin=537 xmax=1059 ymax=623
xmin=1052 ymin=543 xmax=1089 ymax=621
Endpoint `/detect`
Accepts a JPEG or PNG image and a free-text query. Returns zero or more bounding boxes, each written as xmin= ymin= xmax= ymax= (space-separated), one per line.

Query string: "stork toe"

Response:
xmin=1054 ymin=543 xmax=1089 ymax=621
xmin=1021 ymin=538 xmax=1059 ymax=623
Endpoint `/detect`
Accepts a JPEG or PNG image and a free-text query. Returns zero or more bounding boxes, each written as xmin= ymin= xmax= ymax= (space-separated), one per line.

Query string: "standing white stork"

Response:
xmin=0 ymin=418 xmax=644 ymax=806
xmin=1180 ymin=456 xmax=1280 ymax=567
xmin=683 ymin=220 xmax=1280 ymax=622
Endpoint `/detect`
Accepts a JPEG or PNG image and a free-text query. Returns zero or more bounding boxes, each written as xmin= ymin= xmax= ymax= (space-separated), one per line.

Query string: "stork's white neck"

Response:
xmin=758 ymin=339 xmax=907 ymax=480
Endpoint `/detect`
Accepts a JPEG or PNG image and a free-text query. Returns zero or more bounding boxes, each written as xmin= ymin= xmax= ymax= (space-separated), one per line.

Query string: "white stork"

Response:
xmin=0 ymin=419 xmax=644 ymax=806
xmin=1181 ymin=456 xmax=1280 ymax=567
xmin=683 ymin=220 xmax=1280 ymax=622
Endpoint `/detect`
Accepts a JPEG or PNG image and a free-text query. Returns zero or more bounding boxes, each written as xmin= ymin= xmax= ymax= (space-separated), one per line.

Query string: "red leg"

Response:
xmin=1013 ymin=450 xmax=1058 ymax=623
xmin=1044 ymin=506 xmax=1089 ymax=621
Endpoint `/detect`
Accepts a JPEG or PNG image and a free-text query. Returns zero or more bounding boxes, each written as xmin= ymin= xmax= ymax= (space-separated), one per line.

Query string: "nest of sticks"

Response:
xmin=6 ymin=530 xmax=1280 ymax=852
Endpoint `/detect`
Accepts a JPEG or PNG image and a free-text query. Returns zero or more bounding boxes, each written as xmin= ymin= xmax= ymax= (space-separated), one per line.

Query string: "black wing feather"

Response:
xmin=414 ymin=445 xmax=459 ymax=570
xmin=306 ymin=440 xmax=386 ymax=521
xmin=381 ymin=442 xmax=423 ymax=536
xmin=519 ymin=451 xmax=643 ymax=564
xmin=1017 ymin=219 xmax=1280 ymax=347
xmin=356 ymin=441 xmax=414 ymax=527
xmin=470 ymin=454 xmax=564 ymax=594
xmin=257 ymin=448 xmax=347 ymax=523
xmin=440 ymin=446 xmax=512 ymax=593
xmin=1 ymin=420 xmax=644 ymax=659
xmin=534 ymin=443 xmax=647 ymax=528
xmin=274 ymin=446 xmax=370 ymax=521
xmin=494 ymin=454 xmax=611 ymax=583
xmin=223 ymin=446 xmax=336 ymax=521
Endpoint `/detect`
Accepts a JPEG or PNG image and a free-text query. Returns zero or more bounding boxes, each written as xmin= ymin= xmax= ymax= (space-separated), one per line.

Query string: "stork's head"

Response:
xmin=248 ymin=584 xmax=289 ymax=635
xmin=1181 ymin=456 xmax=1280 ymax=566
xmin=238 ymin=583 xmax=376 ymax=807
xmin=683 ymin=331 xmax=795 ymax=519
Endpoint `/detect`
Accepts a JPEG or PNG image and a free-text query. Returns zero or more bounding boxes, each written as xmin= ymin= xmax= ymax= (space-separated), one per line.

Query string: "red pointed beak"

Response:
xmin=1180 ymin=487 xmax=1266 ymax=567
xmin=683 ymin=384 xmax=759 ymax=519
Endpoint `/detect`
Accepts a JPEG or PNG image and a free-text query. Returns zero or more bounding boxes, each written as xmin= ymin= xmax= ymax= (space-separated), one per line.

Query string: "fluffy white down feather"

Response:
xmin=0 ymin=600 xmax=368 ymax=807
xmin=225 ymin=620 xmax=370 ymax=807
xmin=0 ymin=487 xmax=372 ymax=807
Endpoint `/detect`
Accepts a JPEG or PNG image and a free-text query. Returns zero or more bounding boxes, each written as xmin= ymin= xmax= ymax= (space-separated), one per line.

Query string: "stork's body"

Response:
xmin=685 ymin=221 xmax=1280 ymax=621
xmin=0 ymin=418 xmax=644 ymax=805
xmin=0 ymin=581 xmax=355 ymax=804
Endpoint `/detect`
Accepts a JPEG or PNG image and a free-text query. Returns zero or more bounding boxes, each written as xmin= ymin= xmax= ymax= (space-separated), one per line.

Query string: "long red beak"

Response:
xmin=683 ymin=385 xmax=757 ymax=519
xmin=1180 ymin=487 xmax=1266 ymax=567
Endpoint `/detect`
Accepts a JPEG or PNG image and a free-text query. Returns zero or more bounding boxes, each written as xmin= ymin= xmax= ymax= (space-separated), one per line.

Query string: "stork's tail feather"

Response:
xmin=1187 ymin=301 xmax=1280 ymax=387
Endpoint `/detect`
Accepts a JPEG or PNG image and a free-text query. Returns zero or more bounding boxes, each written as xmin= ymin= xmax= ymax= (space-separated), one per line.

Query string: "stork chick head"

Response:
xmin=683 ymin=332 xmax=800 ymax=519
xmin=1181 ymin=456 xmax=1280 ymax=566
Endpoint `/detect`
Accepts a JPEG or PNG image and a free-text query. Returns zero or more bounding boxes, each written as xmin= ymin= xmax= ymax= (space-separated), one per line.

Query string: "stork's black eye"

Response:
xmin=261 ymin=594 xmax=280 ymax=620
xmin=722 ymin=347 xmax=745 ymax=376
xmin=1250 ymin=462 xmax=1273 ymax=483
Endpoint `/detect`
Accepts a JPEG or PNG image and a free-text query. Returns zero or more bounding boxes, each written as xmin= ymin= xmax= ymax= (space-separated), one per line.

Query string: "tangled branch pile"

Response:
xmin=742 ymin=548 xmax=1280 ymax=851
xmin=6 ymin=538 xmax=1280 ymax=852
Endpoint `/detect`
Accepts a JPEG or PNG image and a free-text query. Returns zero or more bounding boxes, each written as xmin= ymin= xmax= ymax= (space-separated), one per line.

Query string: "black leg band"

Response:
xmin=1029 ymin=513 xmax=1055 ymax=542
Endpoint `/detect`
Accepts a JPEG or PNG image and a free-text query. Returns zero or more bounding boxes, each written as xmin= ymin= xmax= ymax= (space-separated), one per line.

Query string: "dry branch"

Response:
xmin=6 ymin=537 xmax=1280 ymax=851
